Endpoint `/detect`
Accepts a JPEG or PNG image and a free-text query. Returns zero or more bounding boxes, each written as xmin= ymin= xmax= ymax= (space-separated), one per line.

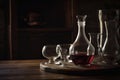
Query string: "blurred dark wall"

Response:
xmin=0 ymin=0 xmax=9 ymax=59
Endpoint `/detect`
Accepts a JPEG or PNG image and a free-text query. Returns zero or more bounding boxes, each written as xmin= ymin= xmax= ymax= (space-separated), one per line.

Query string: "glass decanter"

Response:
xmin=69 ymin=15 xmax=95 ymax=66
xmin=97 ymin=9 xmax=120 ymax=66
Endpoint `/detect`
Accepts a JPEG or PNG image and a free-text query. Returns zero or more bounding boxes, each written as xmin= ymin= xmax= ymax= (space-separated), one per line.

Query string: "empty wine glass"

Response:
xmin=42 ymin=45 xmax=60 ymax=64
xmin=56 ymin=44 xmax=71 ymax=66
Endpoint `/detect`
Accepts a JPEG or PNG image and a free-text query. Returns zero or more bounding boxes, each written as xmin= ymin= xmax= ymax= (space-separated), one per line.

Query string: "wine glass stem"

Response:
xmin=48 ymin=58 xmax=54 ymax=64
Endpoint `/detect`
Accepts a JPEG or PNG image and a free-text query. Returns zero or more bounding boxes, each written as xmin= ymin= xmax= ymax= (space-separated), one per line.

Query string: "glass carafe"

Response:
xmin=98 ymin=9 xmax=120 ymax=65
xmin=69 ymin=15 xmax=95 ymax=66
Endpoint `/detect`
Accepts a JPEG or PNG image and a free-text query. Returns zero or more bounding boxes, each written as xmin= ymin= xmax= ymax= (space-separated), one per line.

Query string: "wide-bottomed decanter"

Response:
xmin=69 ymin=15 xmax=95 ymax=66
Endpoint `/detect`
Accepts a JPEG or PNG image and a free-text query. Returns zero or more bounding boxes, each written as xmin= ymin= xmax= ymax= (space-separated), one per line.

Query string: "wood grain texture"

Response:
xmin=0 ymin=59 xmax=120 ymax=80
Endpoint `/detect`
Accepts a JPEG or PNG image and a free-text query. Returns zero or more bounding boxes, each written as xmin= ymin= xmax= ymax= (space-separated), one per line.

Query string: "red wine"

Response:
xmin=71 ymin=53 xmax=94 ymax=65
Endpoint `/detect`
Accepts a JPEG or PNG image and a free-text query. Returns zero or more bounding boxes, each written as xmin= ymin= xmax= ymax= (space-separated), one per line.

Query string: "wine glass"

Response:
xmin=56 ymin=44 xmax=72 ymax=66
xmin=42 ymin=45 xmax=60 ymax=64
xmin=88 ymin=33 xmax=102 ymax=64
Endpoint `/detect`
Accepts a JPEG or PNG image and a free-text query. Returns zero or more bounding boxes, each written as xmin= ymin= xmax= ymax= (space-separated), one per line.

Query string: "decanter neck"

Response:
xmin=74 ymin=21 xmax=86 ymax=43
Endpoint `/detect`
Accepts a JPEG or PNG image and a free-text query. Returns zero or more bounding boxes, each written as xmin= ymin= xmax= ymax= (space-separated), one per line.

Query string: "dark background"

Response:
xmin=0 ymin=0 xmax=120 ymax=60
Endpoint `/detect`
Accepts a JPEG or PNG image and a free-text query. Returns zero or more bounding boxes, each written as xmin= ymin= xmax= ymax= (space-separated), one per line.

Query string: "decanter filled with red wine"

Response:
xmin=69 ymin=15 xmax=95 ymax=66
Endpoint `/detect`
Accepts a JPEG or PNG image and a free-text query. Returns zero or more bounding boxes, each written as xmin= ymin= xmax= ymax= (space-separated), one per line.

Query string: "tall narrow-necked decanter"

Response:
xmin=98 ymin=10 xmax=120 ymax=65
xmin=69 ymin=15 xmax=95 ymax=66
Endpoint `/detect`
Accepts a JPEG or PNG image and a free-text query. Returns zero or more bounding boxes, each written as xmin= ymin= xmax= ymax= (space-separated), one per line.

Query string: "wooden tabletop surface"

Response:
xmin=0 ymin=59 xmax=120 ymax=80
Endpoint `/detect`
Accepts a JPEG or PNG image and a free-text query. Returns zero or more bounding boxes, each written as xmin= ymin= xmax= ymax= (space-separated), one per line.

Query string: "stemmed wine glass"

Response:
xmin=42 ymin=45 xmax=60 ymax=64
xmin=56 ymin=44 xmax=71 ymax=66
xmin=88 ymin=33 xmax=102 ymax=64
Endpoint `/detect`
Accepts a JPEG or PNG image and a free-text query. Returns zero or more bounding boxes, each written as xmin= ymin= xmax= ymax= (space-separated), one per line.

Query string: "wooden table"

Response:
xmin=0 ymin=59 xmax=120 ymax=80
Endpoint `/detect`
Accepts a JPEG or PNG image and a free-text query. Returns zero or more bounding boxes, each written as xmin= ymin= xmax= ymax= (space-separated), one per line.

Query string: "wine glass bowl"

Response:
xmin=42 ymin=45 xmax=60 ymax=64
